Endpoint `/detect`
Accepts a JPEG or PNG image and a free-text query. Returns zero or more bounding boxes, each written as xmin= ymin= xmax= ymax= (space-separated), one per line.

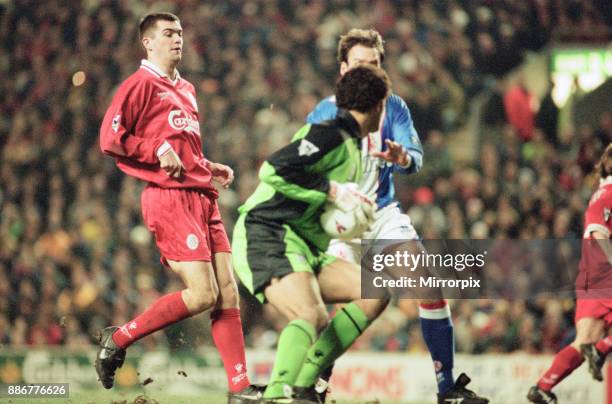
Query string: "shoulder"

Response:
xmin=318 ymin=95 xmax=337 ymax=107
xmin=313 ymin=96 xmax=338 ymax=114
xmin=117 ymin=69 xmax=154 ymax=94
xmin=386 ymin=93 xmax=409 ymax=112
xmin=306 ymin=121 xmax=351 ymax=148
xmin=385 ymin=94 xmax=415 ymax=131
xmin=307 ymin=96 xmax=338 ymax=123
xmin=598 ymin=186 xmax=612 ymax=209
xmin=301 ymin=120 xmax=341 ymax=139
xmin=591 ymin=185 xmax=612 ymax=204
xmin=179 ymin=78 xmax=196 ymax=94
xmin=586 ymin=186 xmax=612 ymax=218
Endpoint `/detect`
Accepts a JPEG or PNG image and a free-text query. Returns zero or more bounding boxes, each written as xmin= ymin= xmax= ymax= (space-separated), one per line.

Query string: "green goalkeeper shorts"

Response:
xmin=232 ymin=213 xmax=336 ymax=303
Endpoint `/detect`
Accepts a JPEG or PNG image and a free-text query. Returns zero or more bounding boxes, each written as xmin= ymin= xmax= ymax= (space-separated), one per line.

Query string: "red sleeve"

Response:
xmin=99 ymin=78 xmax=163 ymax=165
xmin=584 ymin=188 xmax=612 ymax=238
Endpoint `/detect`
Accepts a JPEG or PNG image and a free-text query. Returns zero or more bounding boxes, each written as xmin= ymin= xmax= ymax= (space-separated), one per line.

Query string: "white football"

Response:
xmin=320 ymin=203 xmax=371 ymax=240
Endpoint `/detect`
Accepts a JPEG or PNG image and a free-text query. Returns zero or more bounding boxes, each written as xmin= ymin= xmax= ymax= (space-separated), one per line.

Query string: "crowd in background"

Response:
xmin=1 ymin=0 xmax=611 ymax=354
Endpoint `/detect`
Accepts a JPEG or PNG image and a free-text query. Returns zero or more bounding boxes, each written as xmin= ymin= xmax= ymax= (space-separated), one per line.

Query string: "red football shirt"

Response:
xmin=577 ymin=176 xmax=612 ymax=291
xmin=582 ymin=177 xmax=612 ymax=240
xmin=100 ymin=59 xmax=217 ymax=197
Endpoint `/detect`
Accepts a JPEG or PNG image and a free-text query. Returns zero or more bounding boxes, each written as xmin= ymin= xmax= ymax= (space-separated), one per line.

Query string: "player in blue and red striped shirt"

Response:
xmin=307 ymin=28 xmax=488 ymax=404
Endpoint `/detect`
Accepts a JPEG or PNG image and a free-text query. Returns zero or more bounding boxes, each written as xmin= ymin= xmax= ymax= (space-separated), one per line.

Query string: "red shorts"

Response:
xmin=575 ymin=299 xmax=612 ymax=326
xmin=141 ymin=186 xmax=231 ymax=264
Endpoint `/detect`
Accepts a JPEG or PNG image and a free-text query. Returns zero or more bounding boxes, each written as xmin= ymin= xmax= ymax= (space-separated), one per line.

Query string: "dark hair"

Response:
xmin=596 ymin=143 xmax=612 ymax=178
xmin=335 ymin=65 xmax=391 ymax=113
xmin=337 ymin=28 xmax=385 ymax=64
xmin=139 ymin=12 xmax=180 ymax=39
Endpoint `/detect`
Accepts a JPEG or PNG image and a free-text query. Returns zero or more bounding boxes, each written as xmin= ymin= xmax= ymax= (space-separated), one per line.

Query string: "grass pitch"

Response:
xmin=0 ymin=390 xmax=427 ymax=404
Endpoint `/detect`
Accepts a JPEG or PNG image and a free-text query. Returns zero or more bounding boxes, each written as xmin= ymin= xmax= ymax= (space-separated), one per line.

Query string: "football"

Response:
xmin=320 ymin=202 xmax=372 ymax=240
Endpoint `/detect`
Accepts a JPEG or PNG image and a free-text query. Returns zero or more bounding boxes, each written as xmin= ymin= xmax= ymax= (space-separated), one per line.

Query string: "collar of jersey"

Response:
xmin=601 ymin=175 xmax=612 ymax=187
xmin=335 ymin=108 xmax=362 ymax=139
xmin=140 ymin=59 xmax=181 ymax=84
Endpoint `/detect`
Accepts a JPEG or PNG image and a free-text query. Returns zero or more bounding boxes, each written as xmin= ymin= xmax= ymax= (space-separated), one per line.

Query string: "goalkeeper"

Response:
xmin=232 ymin=65 xmax=391 ymax=403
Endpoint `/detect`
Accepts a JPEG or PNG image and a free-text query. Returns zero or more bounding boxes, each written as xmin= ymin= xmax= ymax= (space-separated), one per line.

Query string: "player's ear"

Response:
xmin=142 ymin=36 xmax=152 ymax=52
xmin=375 ymin=99 xmax=384 ymax=114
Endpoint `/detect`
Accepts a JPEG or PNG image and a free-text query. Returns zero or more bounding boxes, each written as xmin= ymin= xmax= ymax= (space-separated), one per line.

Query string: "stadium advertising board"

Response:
xmin=0 ymin=349 xmax=607 ymax=403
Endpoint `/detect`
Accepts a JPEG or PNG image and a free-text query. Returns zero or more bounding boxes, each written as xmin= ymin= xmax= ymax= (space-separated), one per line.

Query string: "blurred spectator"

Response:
xmin=536 ymin=79 xmax=560 ymax=147
xmin=504 ymin=74 xmax=537 ymax=141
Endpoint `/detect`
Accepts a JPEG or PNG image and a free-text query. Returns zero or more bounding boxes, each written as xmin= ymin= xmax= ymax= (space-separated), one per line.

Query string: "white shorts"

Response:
xmin=327 ymin=203 xmax=419 ymax=264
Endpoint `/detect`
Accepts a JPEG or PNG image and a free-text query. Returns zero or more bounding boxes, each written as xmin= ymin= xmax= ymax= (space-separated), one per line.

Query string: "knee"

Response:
xmin=573 ymin=332 xmax=598 ymax=347
xmin=218 ymin=279 xmax=239 ymax=307
xmin=295 ymin=304 xmax=329 ymax=332
xmin=358 ymin=298 xmax=390 ymax=320
xmin=572 ymin=324 xmax=602 ymax=347
xmin=183 ymin=288 xmax=218 ymax=314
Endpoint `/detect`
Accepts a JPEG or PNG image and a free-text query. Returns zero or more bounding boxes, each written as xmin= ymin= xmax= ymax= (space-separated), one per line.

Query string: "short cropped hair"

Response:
xmin=337 ymin=28 xmax=385 ymax=64
xmin=335 ymin=65 xmax=391 ymax=113
xmin=139 ymin=12 xmax=180 ymax=38
xmin=597 ymin=143 xmax=612 ymax=178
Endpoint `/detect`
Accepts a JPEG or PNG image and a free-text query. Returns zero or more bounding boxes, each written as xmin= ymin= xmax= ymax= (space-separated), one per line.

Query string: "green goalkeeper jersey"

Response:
xmin=238 ymin=108 xmax=364 ymax=252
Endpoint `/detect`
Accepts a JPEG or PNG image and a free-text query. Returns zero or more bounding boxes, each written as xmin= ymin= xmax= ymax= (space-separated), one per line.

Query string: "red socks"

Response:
xmin=537 ymin=345 xmax=584 ymax=391
xmin=110 ymin=296 xmax=250 ymax=393
xmin=112 ymin=291 xmax=190 ymax=349
xmin=211 ymin=308 xmax=251 ymax=393
xmin=596 ymin=335 xmax=612 ymax=356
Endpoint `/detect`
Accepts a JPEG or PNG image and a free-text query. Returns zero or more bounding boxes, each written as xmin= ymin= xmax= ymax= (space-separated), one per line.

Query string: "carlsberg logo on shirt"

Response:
xmin=168 ymin=109 xmax=200 ymax=134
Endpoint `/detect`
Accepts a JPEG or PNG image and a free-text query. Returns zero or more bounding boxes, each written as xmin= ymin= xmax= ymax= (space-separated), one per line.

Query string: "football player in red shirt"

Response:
xmin=528 ymin=143 xmax=612 ymax=404
xmin=98 ymin=12 xmax=259 ymax=402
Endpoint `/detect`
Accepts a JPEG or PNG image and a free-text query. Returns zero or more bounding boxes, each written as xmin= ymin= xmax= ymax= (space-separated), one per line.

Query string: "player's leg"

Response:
xmin=204 ymin=198 xmax=258 ymax=398
xmin=293 ymin=257 xmax=389 ymax=394
xmin=417 ymin=297 xmax=456 ymax=396
xmin=528 ymin=316 xmax=605 ymax=403
xmin=583 ymin=331 xmax=612 ymax=381
xmin=375 ymin=209 xmax=458 ymax=396
xmin=207 ymin=251 xmax=257 ymax=398
xmin=115 ymin=259 xmax=218 ymax=345
xmin=373 ymin=209 xmax=487 ymax=403
xmin=170 ymin=259 xmax=220 ymax=311
xmin=96 ymin=260 xmax=217 ymax=389
xmin=370 ymin=208 xmax=456 ymax=381
xmin=305 ymin=240 xmax=360 ymax=401
xmin=415 ymin=291 xmax=487 ymax=402
xmin=112 ymin=186 xmax=224 ymax=347
xmin=581 ymin=302 xmax=612 ymax=381
xmin=232 ymin=216 xmax=327 ymax=401
xmin=313 ymin=208 xmax=457 ymax=402
xmin=400 ymin=240 xmax=455 ymax=397
xmin=96 ymin=187 xmax=219 ymax=389
xmin=263 ymin=271 xmax=328 ymax=400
